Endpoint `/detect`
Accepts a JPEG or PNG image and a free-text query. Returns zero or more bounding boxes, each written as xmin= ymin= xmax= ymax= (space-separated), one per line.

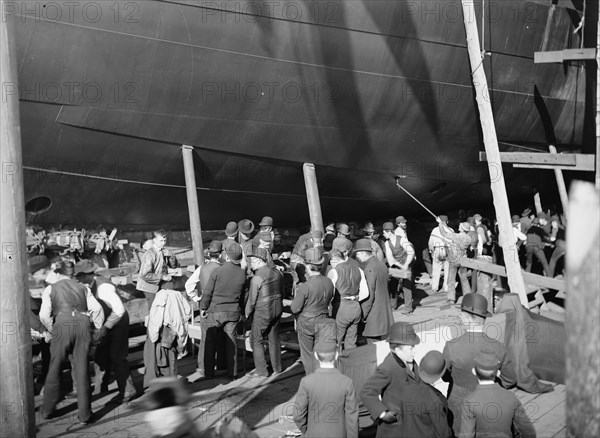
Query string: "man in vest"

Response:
xmin=428 ymin=216 xmax=450 ymax=293
xmin=245 ymin=245 xmax=284 ymax=377
xmin=75 ymin=260 xmax=138 ymax=404
xmin=290 ymin=248 xmax=335 ymax=374
xmin=199 ymin=243 xmax=246 ymax=380
xmin=383 ymin=222 xmax=415 ymax=314
xmin=39 ymin=261 xmax=105 ymax=423
xmin=436 ymin=218 xmax=472 ymax=302
xmin=136 ymin=230 xmax=171 ymax=308
xmin=328 ymin=250 xmax=365 ymax=350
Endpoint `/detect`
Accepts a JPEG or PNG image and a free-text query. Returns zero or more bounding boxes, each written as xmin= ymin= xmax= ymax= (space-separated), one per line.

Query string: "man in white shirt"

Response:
xmin=75 ymin=260 xmax=138 ymax=404
xmin=428 ymin=215 xmax=450 ymax=293
xmin=40 ymin=261 xmax=104 ymax=424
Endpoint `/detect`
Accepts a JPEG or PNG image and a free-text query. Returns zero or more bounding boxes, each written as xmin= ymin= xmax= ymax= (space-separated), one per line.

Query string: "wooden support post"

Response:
xmin=597 ymin=14 xmax=600 ymax=190
xmin=181 ymin=146 xmax=204 ymax=266
xmin=461 ymin=0 xmax=528 ymax=306
xmin=566 ymin=181 xmax=600 ymax=437
xmin=549 ymin=145 xmax=569 ymax=217
xmin=302 ymin=163 xmax=324 ymax=233
xmin=0 ymin=5 xmax=36 ymax=436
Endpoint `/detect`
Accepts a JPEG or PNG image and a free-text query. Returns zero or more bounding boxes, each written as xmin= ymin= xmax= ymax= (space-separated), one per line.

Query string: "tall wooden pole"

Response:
xmin=596 ymin=9 xmax=600 ymax=190
xmin=302 ymin=163 xmax=324 ymax=233
xmin=181 ymin=146 xmax=204 ymax=266
xmin=0 ymin=4 xmax=36 ymax=436
xmin=566 ymin=181 xmax=600 ymax=437
xmin=549 ymin=145 xmax=569 ymax=218
xmin=461 ymin=0 xmax=528 ymax=306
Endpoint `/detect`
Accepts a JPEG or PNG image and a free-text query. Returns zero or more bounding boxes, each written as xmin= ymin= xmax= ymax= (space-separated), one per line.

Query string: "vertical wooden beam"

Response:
xmin=460 ymin=0 xmax=528 ymax=306
xmin=0 ymin=3 xmax=36 ymax=436
xmin=181 ymin=146 xmax=204 ymax=266
xmin=566 ymin=181 xmax=600 ymax=437
xmin=549 ymin=145 xmax=569 ymax=217
xmin=596 ymin=10 xmax=600 ymax=190
xmin=302 ymin=163 xmax=324 ymax=233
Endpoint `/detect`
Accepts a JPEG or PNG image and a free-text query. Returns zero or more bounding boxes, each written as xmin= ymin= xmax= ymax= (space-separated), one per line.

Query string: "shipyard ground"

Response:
xmin=34 ymin=284 xmax=566 ymax=438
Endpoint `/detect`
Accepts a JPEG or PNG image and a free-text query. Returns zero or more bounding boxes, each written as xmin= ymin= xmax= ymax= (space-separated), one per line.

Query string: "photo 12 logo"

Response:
xmin=1 ymin=1 xmax=139 ymax=24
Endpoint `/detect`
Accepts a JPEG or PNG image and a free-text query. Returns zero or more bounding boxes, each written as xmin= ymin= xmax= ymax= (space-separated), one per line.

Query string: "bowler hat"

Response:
xmin=337 ymin=223 xmax=350 ymax=236
xmin=419 ymin=351 xmax=447 ymax=384
xmin=247 ymin=244 xmax=269 ymax=262
xmin=208 ymin=240 xmax=223 ymax=254
xmin=439 ymin=215 xmax=449 ymax=223
xmin=238 ymin=219 xmax=255 ymax=235
xmin=325 ymin=223 xmax=335 ymax=232
xmin=258 ymin=231 xmax=272 ymax=243
xmin=304 ymin=247 xmax=324 ymax=265
xmin=382 ymin=222 xmax=394 ymax=231
xmin=258 ymin=216 xmax=273 ymax=227
xmin=363 ymin=222 xmax=375 ymax=233
xmin=386 ymin=322 xmax=420 ymax=345
xmin=461 ymin=293 xmax=492 ymax=318
xmin=354 ymin=239 xmax=373 ymax=253
xmin=511 ymin=215 xmax=520 ymax=223
xmin=395 ymin=215 xmax=407 ymax=224
xmin=224 ymin=242 xmax=243 ymax=262
xmin=474 ymin=349 xmax=501 ymax=372
xmin=473 ymin=214 xmax=482 ymax=221
xmin=225 ymin=221 xmax=238 ymax=237
xmin=74 ymin=259 xmax=99 ymax=275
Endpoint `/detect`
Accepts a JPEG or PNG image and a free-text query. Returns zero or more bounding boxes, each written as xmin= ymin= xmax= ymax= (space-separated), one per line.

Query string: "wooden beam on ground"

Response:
xmin=479 ymin=151 xmax=596 ymax=171
xmin=0 ymin=4 xmax=36 ymax=436
xmin=461 ymin=0 xmax=528 ymax=306
xmin=566 ymin=181 xmax=600 ymax=437
xmin=181 ymin=145 xmax=204 ymax=266
xmin=302 ymin=163 xmax=324 ymax=233
xmin=534 ymin=48 xmax=597 ymax=64
xmin=459 ymin=258 xmax=566 ymax=291
xmin=549 ymin=145 xmax=569 ymax=217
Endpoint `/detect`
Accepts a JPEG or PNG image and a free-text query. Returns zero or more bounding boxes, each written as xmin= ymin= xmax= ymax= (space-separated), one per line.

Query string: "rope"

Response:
xmin=394 ymin=179 xmax=437 ymax=219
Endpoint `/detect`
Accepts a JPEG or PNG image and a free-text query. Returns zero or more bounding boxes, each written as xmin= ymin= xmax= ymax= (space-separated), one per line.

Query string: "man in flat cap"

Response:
xmin=354 ymin=239 xmax=394 ymax=343
xmin=394 ymin=216 xmax=408 ymax=239
xmin=293 ymin=339 xmax=359 ymax=438
xmin=75 ymin=260 xmax=138 ymax=404
xmin=383 ymin=222 xmax=415 ymax=313
xmin=428 ymin=216 xmax=450 ymax=294
xmin=245 ymin=245 xmax=283 ymax=377
xmin=435 ymin=217 xmax=472 ymax=303
xmin=290 ymin=248 xmax=335 ymax=374
xmin=443 ymin=293 xmax=516 ymax=434
xmin=136 ymin=230 xmax=172 ymax=309
xmin=199 ymin=243 xmax=246 ymax=380
xmin=460 ymin=349 xmax=536 ymax=438
xmin=361 ymin=322 xmax=422 ymax=437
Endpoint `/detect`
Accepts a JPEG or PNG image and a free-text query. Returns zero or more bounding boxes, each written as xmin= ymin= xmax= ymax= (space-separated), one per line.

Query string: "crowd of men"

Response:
xmin=30 ymin=209 xmax=560 ymax=436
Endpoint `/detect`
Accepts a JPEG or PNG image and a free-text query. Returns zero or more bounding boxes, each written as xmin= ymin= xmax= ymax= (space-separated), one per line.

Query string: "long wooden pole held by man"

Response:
xmin=460 ymin=0 xmax=528 ymax=306
xmin=0 ymin=2 xmax=37 ymax=436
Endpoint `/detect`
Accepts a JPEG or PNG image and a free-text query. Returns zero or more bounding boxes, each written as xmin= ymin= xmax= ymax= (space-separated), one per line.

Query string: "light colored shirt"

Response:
xmin=39 ymin=279 xmax=105 ymax=332
xmin=97 ymin=281 xmax=125 ymax=329
xmin=385 ymin=235 xmax=415 ymax=268
xmin=185 ymin=266 xmax=202 ymax=297
xmin=327 ymin=263 xmax=369 ymax=301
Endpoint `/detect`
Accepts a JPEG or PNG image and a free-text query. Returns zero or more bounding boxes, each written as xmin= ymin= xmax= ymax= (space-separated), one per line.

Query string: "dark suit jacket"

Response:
xmin=361 ymin=353 xmax=429 ymax=438
xmin=361 ymin=257 xmax=394 ymax=337
xmin=459 ymin=383 xmax=536 ymax=438
xmin=294 ymin=368 xmax=359 ymax=438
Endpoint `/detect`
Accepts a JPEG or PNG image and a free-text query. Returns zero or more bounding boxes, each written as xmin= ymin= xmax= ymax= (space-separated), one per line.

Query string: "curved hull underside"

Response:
xmin=11 ymin=0 xmax=587 ymax=228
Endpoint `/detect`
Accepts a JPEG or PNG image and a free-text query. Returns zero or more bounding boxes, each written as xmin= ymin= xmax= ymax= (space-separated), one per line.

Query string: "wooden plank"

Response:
xmin=462 ymin=0 xmax=528 ymax=306
xmin=479 ymin=151 xmax=576 ymax=165
xmin=536 ymin=401 xmax=566 ymax=438
xmin=459 ymin=258 xmax=566 ymax=290
xmin=534 ymin=48 xmax=597 ymax=63
xmin=513 ymin=152 xmax=596 ymax=171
